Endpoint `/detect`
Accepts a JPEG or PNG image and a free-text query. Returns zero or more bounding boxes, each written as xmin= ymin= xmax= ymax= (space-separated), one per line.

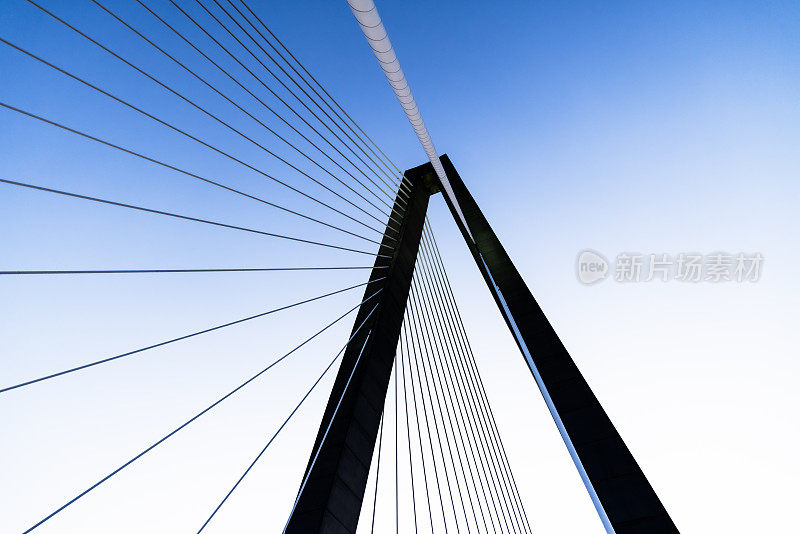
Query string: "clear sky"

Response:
xmin=1 ymin=1 xmax=798 ymax=533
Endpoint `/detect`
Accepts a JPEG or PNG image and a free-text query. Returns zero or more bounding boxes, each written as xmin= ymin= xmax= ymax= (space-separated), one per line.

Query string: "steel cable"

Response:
xmin=88 ymin=0 xmax=396 ymax=227
xmin=407 ymin=287 xmax=465 ymax=534
xmin=0 ymin=177 xmax=389 ymax=258
xmin=2 ymin=27 xmax=387 ymax=238
xmin=0 ymin=266 xmax=385 ymax=276
xmin=405 ymin=299 xmax=451 ymax=534
xmin=221 ymin=0 xmax=405 ymax=198
xmin=237 ymin=0 xmax=411 ymax=196
xmin=163 ymin=0 xmax=405 ymax=229
xmin=423 ymin=225 xmax=534 ymax=534
xmin=417 ymin=235 xmax=519 ymax=533
xmin=0 ymin=278 xmax=383 ymax=394
xmin=0 ymin=97 xmax=387 ymax=243
xmin=201 ymin=0 xmax=401 ymax=206
xmin=196 ymin=304 xmax=380 ymax=533
xmin=409 ymin=267 xmax=487 ymax=533
xmin=19 ymin=288 xmax=383 ymax=533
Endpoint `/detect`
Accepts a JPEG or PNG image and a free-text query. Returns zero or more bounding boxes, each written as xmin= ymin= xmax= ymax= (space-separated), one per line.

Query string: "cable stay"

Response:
xmin=405 ymin=290 xmax=458 ymax=534
xmin=419 ymin=222 xmax=534 ymax=533
xmin=424 ymin=225 xmax=534 ymax=533
xmin=196 ymin=303 xmax=380 ymax=533
xmin=0 ymin=177 xmax=391 ymax=257
xmin=19 ymin=288 xmax=383 ymax=534
xmin=408 ymin=281 xmax=474 ymax=534
xmin=0 ymin=266 xmax=385 ymax=276
xmin=1 ymin=2 xmax=545 ymax=531
xmin=401 ymin=322 xmax=432 ymax=533
xmin=420 ymin=244 xmax=508 ymax=532
xmin=0 ymin=278 xmax=383 ymax=394
xmin=0 ymin=34 xmax=390 ymax=238
xmin=344 ymin=218 xmax=532 ymax=534
xmin=42 ymin=0 xmax=398 ymax=228
xmin=217 ymin=0 xmax=404 ymax=199
xmin=228 ymin=0 xmax=409 ymax=200
xmin=418 ymin=234 xmax=504 ymax=533
xmin=394 ymin=333 xmax=401 ymax=534
xmin=425 ymin=247 xmax=509 ymax=533
xmin=0 ymin=97 xmax=388 ymax=241
xmin=236 ymin=0 xmax=411 ymax=195
xmin=398 ymin=331 xmax=419 ymax=533
xmin=158 ymin=0 xmax=406 ymax=228
xmin=416 ymin=239 xmax=517 ymax=533
xmin=420 ymin=246 xmax=514 ymax=533
xmin=411 ymin=261 xmax=494 ymax=533
xmin=195 ymin=0 xmax=402 ymax=208
xmin=97 ymin=0 xmax=397 ymax=223
xmin=131 ymin=0 xmax=403 ymax=231
xmin=370 ymin=410 xmax=386 ymax=533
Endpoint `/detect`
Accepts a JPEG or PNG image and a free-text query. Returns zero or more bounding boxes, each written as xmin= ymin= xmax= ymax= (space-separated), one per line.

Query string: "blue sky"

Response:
xmin=1 ymin=1 xmax=799 ymax=532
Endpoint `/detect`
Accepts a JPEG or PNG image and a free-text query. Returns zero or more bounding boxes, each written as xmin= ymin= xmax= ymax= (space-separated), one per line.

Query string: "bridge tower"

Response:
xmin=285 ymin=156 xmax=677 ymax=533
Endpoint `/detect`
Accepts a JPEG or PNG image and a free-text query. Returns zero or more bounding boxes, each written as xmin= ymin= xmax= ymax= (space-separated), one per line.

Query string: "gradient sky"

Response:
xmin=1 ymin=1 xmax=799 ymax=532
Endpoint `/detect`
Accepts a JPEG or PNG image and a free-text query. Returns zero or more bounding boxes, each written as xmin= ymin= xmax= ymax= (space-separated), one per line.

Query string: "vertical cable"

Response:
xmin=410 ymin=267 xmax=490 ymax=533
xmin=425 ymin=226 xmax=534 ymax=534
xmin=418 ymin=233 xmax=521 ymax=533
xmin=408 ymin=285 xmax=471 ymax=533
xmin=402 ymin=318 xmax=437 ymax=533
xmin=395 ymin=346 xmax=400 ymax=534
xmin=422 ymin=228 xmax=527 ymax=533
xmin=371 ymin=412 xmax=385 ymax=533
xmin=406 ymin=296 xmax=451 ymax=533
xmin=416 ymin=237 xmax=507 ymax=533
xmin=399 ymin=325 xmax=419 ymax=533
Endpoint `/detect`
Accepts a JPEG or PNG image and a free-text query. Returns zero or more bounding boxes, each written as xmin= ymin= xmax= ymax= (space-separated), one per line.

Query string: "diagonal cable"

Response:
xmin=409 ymin=269 xmax=482 ymax=533
xmin=220 ymin=0 xmax=404 ymax=197
xmin=406 ymin=296 xmax=451 ymax=533
xmin=417 ymin=235 xmax=517 ymax=533
xmin=86 ymin=0 xmax=396 ymax=227
xmin=0 ymin=95 xmax=385 ymax=242
xmin=420 ymin=235 xmax=512 ymax=533
xmin=407 ymin=286 xmax=462 ymax=534
xmin=195 ymin=303 xmax=380 ymax=533
xmin=199 ymin=0 xmax=400 ymax=207
xmin=398 ymin=327 xmax=419 ymax=533
xmin=237 ymin=0 xmax=411 ymax=195
xmin=0 ymin=177 xmax=389 ymax=257
xmin=415 ymin=243 xmax=501 ymax=533
xmin=421 ymin=229 xmax=524 ymax=533
xmin=134 ymin=0 xmax=401 ymax=231
xmin=420 ymin=229 xmax=519 ymax=531
xmin=401 ymin=317 xmax=436 ymax=533
xmin=424 ymin=224 xmax=534 ymax=533
xmin=19 ymin=288 xmax=383 ymax=533
xmin=0 ymin=266 xmax=385 ymax=276
xmin=163 ymin=0 xmax=404 ymax=228
xmin=371 ymin=406 xmax=386 ymax=533
xmin=394 ymin=339 xmax=400 ymax=534
xmin=1 ymin=27 xmax=384 ymax=237
xmin=0 ymin=278 xmax=383 ymax=394
xmin=233 ymin=0 xmax=408 ymax=197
